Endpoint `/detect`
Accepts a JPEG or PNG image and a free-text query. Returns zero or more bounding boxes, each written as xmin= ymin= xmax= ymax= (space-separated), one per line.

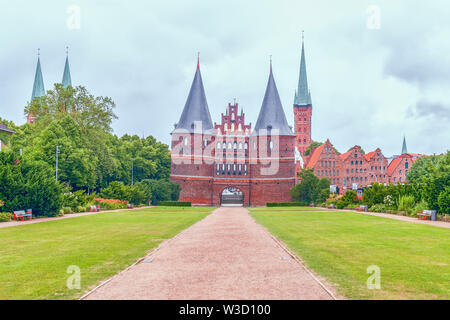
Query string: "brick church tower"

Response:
xmin=293 ymin=35 xmax=312 ymax=157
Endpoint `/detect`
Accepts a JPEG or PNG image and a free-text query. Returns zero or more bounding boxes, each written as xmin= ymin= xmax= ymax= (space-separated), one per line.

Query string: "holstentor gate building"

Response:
xmin=170 ymin=55 xmax=297 ymax=206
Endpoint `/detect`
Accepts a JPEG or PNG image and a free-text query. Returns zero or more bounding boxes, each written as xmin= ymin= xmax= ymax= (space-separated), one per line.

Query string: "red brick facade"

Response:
xmin=294 ymin=106 xmax=312 ymax=157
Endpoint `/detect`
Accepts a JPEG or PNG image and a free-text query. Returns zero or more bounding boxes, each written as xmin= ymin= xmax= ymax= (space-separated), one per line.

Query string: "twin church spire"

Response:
xmin=30 ymin=48 xmax=73 ymax=101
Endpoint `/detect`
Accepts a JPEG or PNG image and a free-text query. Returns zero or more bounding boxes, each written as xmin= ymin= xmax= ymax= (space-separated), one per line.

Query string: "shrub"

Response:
xmin=437 ymin=188 xmax=450 ymax=214
xmin=63 ymin=207 xmax=72 ymax=214
xmin=157 ymin=201 xmax=191 ymax=207
xmin=369 ymin=204 xmax=387 ymax=213
xmin=397 ymin=195 xmax=415 ymax=215
xmin=76 ymin=205 xmax=86 ymax=213
xmin=99 ymin=202 xmax=127 ymax=210
xmin=0 ymin=151 xmax=64 ymax=217
xmin=267 ymin=202 xmax=308 ymax=207
xmin=0 ymin=212 xmax=12 ymax=222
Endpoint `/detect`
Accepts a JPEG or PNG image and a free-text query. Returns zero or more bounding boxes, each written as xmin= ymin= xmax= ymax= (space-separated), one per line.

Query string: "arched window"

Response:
xmin=269 ymin=140 xmax=273 ymax=149
xmin=233 ymin=142 xmax=237 ymax=149
xmin=244 ymin=142 xmax=248 ymax=150
xmin=217 ymin=142 xmax=221 ymax=149
xmin=239 ymin=142 xmax=243 ymax=150
xmin=184 ymin=137 xmax=188 ymax=146
xmin=228 ymin=142 xmax=232 ymax=149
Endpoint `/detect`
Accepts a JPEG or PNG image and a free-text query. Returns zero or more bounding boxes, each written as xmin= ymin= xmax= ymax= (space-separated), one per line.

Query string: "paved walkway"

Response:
xmin=345 ymin=210 xmax=450 ymax=229
xmin=83 ymin=207 xmax=335 ymax=300
xmin=0 ymin=207 xmax=152 ymax=229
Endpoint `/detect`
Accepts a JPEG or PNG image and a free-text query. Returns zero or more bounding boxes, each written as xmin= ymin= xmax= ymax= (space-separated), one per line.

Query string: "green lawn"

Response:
xmin=248 ymin=206 xmax=327 ymax=212
xmin=251 ymin=210 xmax=450 ymax=299
xmin=0 ymin=210 xmax=208 ymax=300
xmin=132 ymin=206 xmax=216 ymax=212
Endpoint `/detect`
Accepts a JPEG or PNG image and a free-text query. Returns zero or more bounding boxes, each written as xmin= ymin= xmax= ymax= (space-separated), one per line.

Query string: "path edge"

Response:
xmin=247 ymin=209 xmax=342 ymax=300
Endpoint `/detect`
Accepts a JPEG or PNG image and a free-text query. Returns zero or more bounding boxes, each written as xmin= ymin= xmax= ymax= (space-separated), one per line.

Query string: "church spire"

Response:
xmin=401 ymin=135 xmax=408 ymax=154
xmin=294 ymin=32 xmax=312 ymax=106
xmin=62 ymin=46 xmax=72 ymax=88
xmin=31 ymin=49 xmax=45 ymax=100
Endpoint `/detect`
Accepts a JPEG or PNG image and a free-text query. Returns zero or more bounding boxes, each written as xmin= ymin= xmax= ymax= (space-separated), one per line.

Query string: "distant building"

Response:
xmin=27 ymin=50 xmax=73 ymax=124
xmin=0 ymin=122 xmax=15 ymax=151
xmin=303 ymin=139 xmax=343 ymax=189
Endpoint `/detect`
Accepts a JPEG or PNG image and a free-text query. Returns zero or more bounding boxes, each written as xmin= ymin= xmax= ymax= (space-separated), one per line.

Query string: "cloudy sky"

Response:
xmin=0 ymin=0 xmax=449 ymax=156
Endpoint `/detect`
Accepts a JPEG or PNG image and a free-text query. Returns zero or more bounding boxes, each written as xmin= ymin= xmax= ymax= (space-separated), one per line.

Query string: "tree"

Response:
xmin=348 ymin=145 xmax=365 ymax=155
xmin=304 ymin=142 xmax=323 ymax=156
xmin=290 ymin=169 xmax=330 ymax=205
xmin=140 ymin=179 xmax=180 ymax=204
xmin=0 ymin=151 xmax=64 ymax=217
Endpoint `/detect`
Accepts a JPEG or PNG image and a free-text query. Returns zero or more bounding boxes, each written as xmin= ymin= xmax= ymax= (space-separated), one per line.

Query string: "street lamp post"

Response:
xmin=56 ymin=145 xmax=61 ymax=182
xmin=131 ymin=160 xmax=134 ymax=186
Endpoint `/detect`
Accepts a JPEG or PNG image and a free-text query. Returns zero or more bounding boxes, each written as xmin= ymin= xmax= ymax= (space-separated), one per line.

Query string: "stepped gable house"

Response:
xmin=170 ymin=58 xmax=296 ymax=206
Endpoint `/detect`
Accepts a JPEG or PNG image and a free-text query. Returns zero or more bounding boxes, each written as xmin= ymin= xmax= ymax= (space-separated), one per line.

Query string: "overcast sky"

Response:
xmin=0 ymin=0 xmax=449 ymax=156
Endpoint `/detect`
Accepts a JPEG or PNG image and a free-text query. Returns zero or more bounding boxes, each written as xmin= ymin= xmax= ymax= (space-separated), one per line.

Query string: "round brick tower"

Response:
xmin=249 ymin=60 xmax=296 ymax=205
xmin=170 ymin=58 xmax=216 ymax=205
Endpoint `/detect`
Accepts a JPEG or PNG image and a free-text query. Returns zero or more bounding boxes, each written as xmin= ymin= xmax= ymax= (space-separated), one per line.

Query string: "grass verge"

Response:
xmin=251 ymin=210 xmax=450 ymax=299
xmin=0 ymin=210 xmax=208 ymax=299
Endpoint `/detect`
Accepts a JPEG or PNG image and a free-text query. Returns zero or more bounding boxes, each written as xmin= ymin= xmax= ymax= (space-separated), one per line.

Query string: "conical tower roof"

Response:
xmin=62 ymin=55 xmax=72 ymax=88
xmin=294 ymin=35 xmax=312 ymax=106
xmin=173 ymin=58 xmax=214 ymax=134
xmin=31 ymin=56 xmax=45 ymax=100
xmin=253 ymin=61 xmax=294 ymax=136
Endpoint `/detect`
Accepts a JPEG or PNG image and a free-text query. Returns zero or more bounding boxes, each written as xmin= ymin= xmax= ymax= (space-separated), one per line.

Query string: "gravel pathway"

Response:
xmin=83 ymin=207 xmax=335 ymax=300
xmin=0 ymin=207 xmax=152 ymax=229
xmin=344 ymin=210 xmax=450 ymax=229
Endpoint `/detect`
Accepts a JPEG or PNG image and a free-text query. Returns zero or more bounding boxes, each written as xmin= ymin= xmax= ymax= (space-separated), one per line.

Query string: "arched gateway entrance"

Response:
xmin=220 ymin=187 xmax=244 ymax=206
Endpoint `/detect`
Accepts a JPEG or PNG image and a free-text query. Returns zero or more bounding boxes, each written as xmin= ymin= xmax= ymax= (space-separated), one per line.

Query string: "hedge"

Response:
xmin=157 ymin=201 xmax=192 ymax=207
xmin=266 ymin=202 xmax=309 ymax=207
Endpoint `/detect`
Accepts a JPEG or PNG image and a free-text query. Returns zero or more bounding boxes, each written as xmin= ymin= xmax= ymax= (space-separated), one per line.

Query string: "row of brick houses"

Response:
xmin=301 ymin=138 xmax=425 ymax=192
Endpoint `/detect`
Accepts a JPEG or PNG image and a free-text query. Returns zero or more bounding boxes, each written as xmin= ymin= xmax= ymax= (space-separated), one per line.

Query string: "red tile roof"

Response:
xmin=387 ymin=157 xmax=402 ymax=176
xmin=339 ymin=150 xmax=352 ymax=161
xmin=364 ymin=151 xmax=376 ymax=161
xmin=305 ymin=143 xmax=325 ymax=169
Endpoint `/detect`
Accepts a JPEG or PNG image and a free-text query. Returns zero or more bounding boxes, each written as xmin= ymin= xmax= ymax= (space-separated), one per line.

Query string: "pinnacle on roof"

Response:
xmin=294 ymin=33 xmax=312 ymax=106
xmin=62 ymin=47 xmax=72 ymax=88
xmin=31 ymin=50 xmax=45 ymax=100
xmin=253 ymin=60 xmax=294 ymax=136
xmin=401 ymin=136 xmax=408 ymax=154
xmin=173 ymin=56 xmax=214 ymax=134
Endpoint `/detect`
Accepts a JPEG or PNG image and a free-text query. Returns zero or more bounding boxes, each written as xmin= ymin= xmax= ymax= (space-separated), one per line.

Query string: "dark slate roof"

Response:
xmin=253 ymin=68 xmax=294 ymax=136
xmin=0 ymin=123 xmax=15 ymax=134
xmin=172 ymin=65 xmax=214 ymax=134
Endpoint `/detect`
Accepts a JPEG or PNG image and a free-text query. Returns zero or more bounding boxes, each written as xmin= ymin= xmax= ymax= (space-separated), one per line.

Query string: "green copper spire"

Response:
xmin=294 ymin=32 xmax=312 ymax=106
xmin=62 ymin=47 xmax=72 ymax=88
xmin=401 ymin=135 xmax=408 ymax=154
xmin=31 ymin=51 xmax=45 ymax=100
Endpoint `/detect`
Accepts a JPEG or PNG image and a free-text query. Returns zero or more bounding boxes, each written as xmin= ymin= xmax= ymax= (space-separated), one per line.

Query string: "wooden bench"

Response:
xmin=355 ymin=205 xmax=368 ymax=212
xmin=127 ymin=203 xmax=134 ymax=209
xmin=13 ymin=209 xmax=32 ymax=221
xmin=417 ymin=211 xmax=432 ymax=220
xmin=89 ymin=205 xmax=100 ymax=212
